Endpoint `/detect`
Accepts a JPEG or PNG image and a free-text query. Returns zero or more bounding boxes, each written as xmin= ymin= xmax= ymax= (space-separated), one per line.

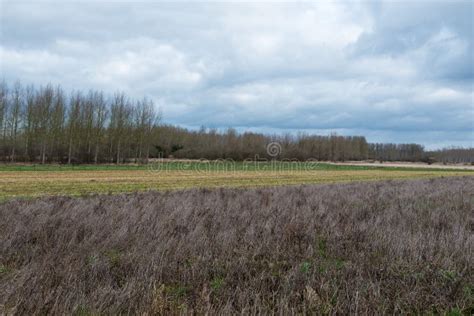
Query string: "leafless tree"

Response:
xmin=0 ymin=81 xmax=471 ymax=164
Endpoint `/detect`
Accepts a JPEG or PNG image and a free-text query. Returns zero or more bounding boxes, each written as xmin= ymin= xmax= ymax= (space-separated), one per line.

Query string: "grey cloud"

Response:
xmin=352 ymin=1 xmax=473 ymax=82
xmin=0 ymin=0 xmax=472 ymax=148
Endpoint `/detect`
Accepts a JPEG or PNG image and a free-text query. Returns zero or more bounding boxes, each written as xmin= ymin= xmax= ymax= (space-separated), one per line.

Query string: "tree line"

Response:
xmin=0 ymin=81 xmax=159 ymax=163
xmin=156 ymin=126 xmax=370 ymax=161
xmin=368 ymin=143 xmax=424 ymax=162
xmin=0 ymin=81 xmax=472 ymax=164
xmin=428 ymin=148 xmax=474 ymax=164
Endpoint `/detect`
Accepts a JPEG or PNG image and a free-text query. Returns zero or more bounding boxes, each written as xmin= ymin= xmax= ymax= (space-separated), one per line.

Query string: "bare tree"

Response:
xmin=37 ymin=85 xmax=54 ymax=164
xmin=67 ymin=91 xmax=82 ymax=164
xmin=1 ymin=80 xmax=470 ymax=164
xmin=134 ymin=97 xmax=159 ymax=163
xmin=8 ymin=81 xmax=23 ymax=161
xmin=49 ymin=86 xmax=66 ymax=162
xmin=0 ymin=81 xmax=8 ymax=146
xmin=92 ymin=91 xmax=108 ymax=164
xmin=110 ymin=93 xmax=132 ymax=163
xmin=23 ymin=85 xmax=36 ymax=160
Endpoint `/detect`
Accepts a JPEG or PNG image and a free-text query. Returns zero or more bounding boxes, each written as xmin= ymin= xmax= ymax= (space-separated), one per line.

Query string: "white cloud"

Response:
xmin=0 ymin=0 xmax=472 ymax=148
xmin=89 ymin=39 xmax=203 ymax=91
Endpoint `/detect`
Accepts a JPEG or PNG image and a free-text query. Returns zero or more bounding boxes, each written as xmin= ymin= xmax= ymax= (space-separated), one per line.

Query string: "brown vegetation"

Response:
xmin=2 ymin=81 xmax=472 ymax=164
xmin=2 ymin=167 xmax=469 ymax=200
xmin=1 ymin=177 xmax=473 ymax=314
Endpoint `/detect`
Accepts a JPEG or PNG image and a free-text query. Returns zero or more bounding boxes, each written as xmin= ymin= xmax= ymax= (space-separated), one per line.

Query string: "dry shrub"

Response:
xmin=0 ymin=177 xmax=473 ymax=314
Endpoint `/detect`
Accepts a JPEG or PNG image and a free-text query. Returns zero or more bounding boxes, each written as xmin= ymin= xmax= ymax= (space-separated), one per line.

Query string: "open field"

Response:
xmin=329 ymin=161 xmax=474 ymax=170
xmin=1 ymin=177 xmax=473 ymax=314
xmin=0 ymin=162 xmax=472 ymax=200
xmin=1 ymin=161 xmax=473 ymax=172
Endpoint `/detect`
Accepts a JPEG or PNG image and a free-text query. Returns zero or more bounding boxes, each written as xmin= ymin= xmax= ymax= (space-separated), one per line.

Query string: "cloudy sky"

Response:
xmin=1 ymin=0 xmax=473 ymax=149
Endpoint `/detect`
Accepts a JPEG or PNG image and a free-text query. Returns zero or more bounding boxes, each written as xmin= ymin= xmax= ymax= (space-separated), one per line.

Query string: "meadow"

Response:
xmin=0 ymin=161 xmax=472 ymax=200
xmin=1 ymin=177 xmax=472 ymax=314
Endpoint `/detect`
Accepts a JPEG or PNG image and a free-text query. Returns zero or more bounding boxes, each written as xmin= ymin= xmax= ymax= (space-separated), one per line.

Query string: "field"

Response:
xmin=1 ymin=177 xmax=473 ymax=314
xmin=0 ymin=162 xmax=472 ymax=200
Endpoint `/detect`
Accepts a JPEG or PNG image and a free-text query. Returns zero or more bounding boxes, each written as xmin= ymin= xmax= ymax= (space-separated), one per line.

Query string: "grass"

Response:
xmin=0 ymin=161 xmax=472 ymax=172
xmin=0 ymin=162 xmax=472 ymax=200
xmin=1 ymin=177 xmax=472 ymax=314
xmin=0 ymin=264 xmax=10 ymax=275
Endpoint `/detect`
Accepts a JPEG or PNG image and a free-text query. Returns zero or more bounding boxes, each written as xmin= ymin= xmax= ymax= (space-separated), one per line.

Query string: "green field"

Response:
xmin=1 ymin=161 xmax=472 ymax=172
xmin=1 ymin=162 xmax=472 ymax=201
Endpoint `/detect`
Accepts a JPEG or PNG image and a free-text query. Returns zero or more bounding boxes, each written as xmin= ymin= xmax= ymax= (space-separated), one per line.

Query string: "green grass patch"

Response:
xmin=0 ymin=264 xmax=12 ymax=276
xmin=210 ymin=277 xmax=225 ymax=292
xmin=0 ymin=161 xmax=472 ymax=173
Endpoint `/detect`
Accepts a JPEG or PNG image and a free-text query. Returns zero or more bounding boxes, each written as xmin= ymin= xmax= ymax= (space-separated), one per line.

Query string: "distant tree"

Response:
xmin=49 ymin=86 xmax=66 ymax=162
xmin=8 ymin=81 xmax=23 ymax=161
xmin=0 ymin=81 xmax=8 ymax=146
xmin=37 ymin=85 xmax=54 ymax=163
xmin=67 ymin=91 xmax=82 ymax=164
xmin=110 ymin=93 xmax=132 ymax=163
xmin=91 ymin=91 xmax=108 ymax=164
xmin=1 ymin=80 xmax=470 ymax=165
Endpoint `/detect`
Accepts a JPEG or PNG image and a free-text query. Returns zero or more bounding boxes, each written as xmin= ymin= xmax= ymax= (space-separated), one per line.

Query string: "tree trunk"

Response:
xmin=145 ymin=145 xmax=150 ymax=164
xmin=24 ymin=133 xmax=29 ymax=161
xmin=68 ymin=139 xmax=73 ymax=164
xmin=138 ymin=142 xmax=142 ymax=163
xmin=116 ymin=140 xmax=121 ymax=164
xmin=94 ymin=143 xmax=99 ymax=164
xmin=41 ymin=142 xmax=46 ymax=164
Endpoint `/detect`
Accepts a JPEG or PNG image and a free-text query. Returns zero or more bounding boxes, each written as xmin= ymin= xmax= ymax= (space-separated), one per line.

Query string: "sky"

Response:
xmin=1 ymin=0 xmax=473 ymax=149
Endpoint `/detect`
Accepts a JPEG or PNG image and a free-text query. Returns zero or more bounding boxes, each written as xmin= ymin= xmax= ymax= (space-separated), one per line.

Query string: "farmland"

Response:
xmin=0 ymin=162 xmax=472 ymax=200
xmin=1 ymin=176 xmax=472 ymax=314
xmin=1 ymin=162 xmax=472 ymax=314
xmin=3 ymin=1 xmax=472 ymax=315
